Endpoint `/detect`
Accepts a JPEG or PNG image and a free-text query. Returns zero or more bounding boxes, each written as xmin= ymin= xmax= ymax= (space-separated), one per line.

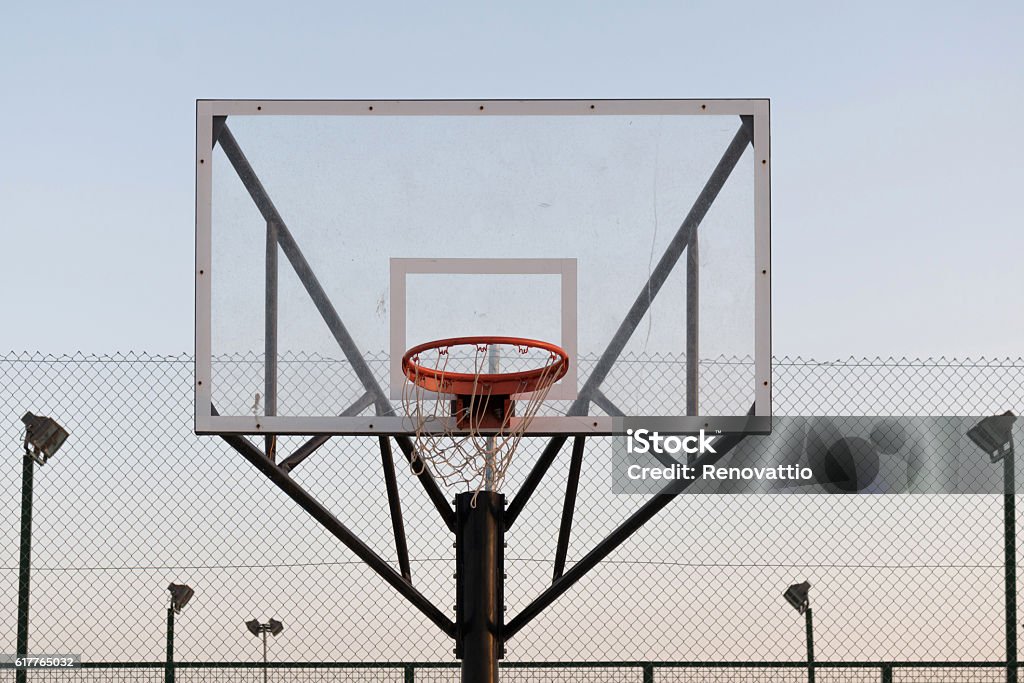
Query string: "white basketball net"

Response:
xmin=401 ymin=340 xmax=564 ymax=496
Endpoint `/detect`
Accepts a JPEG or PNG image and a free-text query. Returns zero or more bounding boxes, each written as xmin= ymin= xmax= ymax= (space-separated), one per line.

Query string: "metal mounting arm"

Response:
xmin=215 ymin=408 xmax=455 ymax=637
xmin=505 ymin=421 xmax=751 ymax=639
xmin=509 ymin=116 xmax=755 ymax=528
xmin=213 ymin=122 xmax=456 ymax=531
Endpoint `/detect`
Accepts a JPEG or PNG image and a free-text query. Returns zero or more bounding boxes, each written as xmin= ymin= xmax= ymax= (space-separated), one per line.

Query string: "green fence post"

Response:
xmin=805 ymin=607 xmax=815 ymax=683
xmin=642 ymin=662 xmax=654 ymax=683
xmin=881 ymin=664 xmax=893 ymax=683
xmin=1005 ymin=446 xmax=1017 ymax=683
xmin=165 ymin=607 xmax=174 ymax=683
xmin=15 ymin=453 xmax=35 ymax=683
xmin=403 ymin=664 xmax=414 ymax=683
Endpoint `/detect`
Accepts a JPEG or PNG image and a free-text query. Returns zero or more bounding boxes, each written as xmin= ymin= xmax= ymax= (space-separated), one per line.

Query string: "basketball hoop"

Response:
xmin=401 ymin=336 xmax=569 ymax=494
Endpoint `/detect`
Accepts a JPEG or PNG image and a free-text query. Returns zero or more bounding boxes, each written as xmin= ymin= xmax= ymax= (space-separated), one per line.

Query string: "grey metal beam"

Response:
xmin=592 ymin=391 xmax=625 ymax=418
xmin=216 ymin=124 xmax=391 ymax=416
xmin=380 ymin=437 xmax=412 ymax=581
xmin=278 ymin=392 xmax=375 ymax=473
xmin=265 ymin=220 xmax=279 ymax=461
xmin=568 ymin=119 xmax=753 ymax=415
xmin=592 ymin=391 xmax=690 ymax=467
xmin=552 ymin=436 xmax=586 ymax=581
xmin=211 ymin=116 xmax=227 ymax=149
xmin=686 ymin=227 xmax=699 ymax=416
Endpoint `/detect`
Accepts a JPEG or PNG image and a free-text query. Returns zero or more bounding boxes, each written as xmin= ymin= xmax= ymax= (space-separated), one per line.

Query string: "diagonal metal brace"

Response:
xmin=279 ymin=392 xmax=376 ymax=473
xmin=214 ymin=124 xmax=456 ymax=530
xmin=216 ymin=124 xmax=392 ymax=416
xmin=380 ymin=436 xmax=412 ymax=581
xmin=509 ymin=118 xmax=754 ymax=528
xmin=552 ymin=436 xmax=586 ymax=581
xmin=505 ymin=436 xmax=569 ymax=529
xmin=504 ymin=404 xmax=755 ymax=639
xmin=216 ymin=415 xmax=455 ymax=637
xmin=392 ymin=436 xmax=457 ymax=532
xmin=569 ymin=118 xmax=754 ymax=414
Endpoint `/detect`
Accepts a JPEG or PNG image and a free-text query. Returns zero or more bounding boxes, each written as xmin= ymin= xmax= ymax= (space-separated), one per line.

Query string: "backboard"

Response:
xmin=195 ymin=99 xmax=771 ymax=435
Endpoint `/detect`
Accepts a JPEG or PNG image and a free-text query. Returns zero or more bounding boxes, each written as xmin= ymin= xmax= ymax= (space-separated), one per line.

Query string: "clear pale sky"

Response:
xmin=2 ymin=1 xmax=1022 ymax=359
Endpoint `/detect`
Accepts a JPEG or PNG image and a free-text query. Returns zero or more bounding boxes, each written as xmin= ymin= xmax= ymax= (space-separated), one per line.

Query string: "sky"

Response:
xmin=2 ymin=0 xmax=1023 ymax=360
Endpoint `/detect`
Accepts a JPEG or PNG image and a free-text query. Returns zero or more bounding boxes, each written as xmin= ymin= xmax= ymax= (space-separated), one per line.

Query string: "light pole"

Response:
xmin=784 ymin=581 xmax=814 ymax=683
xmin=166 ymin=584 xmax=194 ymax=683
xmin=968 ymin=411 xmax=1018 ymax=683
xmin=246 ymin=618 xmax=284 ymax=683
xmin=16 ymin=413 xmax=68 ymax=683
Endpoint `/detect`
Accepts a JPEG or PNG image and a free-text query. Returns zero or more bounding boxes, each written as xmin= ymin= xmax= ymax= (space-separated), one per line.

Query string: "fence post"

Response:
xmin=15 ymin=453 xmax=35 ymax=683
xmin=805 ymin=607 xmax=815 ymax=683
xmin=642 ymin=662 xmax=654 ymax=683
xmin=1005 ymin=447 xmax=1017 ymax=683
xmin=165 ymin=607 xmax=174 ymax=683
xmin=403 ymin=664 xmax=414 ymax=683
xmin=881 ymin=664 xmax=893 ymax=683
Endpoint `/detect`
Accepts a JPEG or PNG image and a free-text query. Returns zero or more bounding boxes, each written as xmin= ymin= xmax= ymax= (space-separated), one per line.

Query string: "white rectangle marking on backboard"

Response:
xmin=389 ymin=258 xmax=578 ymax=400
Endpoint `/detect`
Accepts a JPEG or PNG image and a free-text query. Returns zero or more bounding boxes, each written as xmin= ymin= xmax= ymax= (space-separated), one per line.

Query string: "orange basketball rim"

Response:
xmin=402 ymin=336 xmax=570 ymax=396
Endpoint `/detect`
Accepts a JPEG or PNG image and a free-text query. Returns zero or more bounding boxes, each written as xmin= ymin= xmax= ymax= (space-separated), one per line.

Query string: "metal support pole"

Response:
xmin=506 ymin=437 xmax=568 ymax=528
xmin=485 ymin=348 xmax=499 ymax=491
xmin=165 ymin=608 xmax=174 ymax=683
xmin=553 ymin=437 xmax=585 ymax=581
xmin=265 ymin=220 xmax=279 ymax=461
xmin=16 ymin=452 xmax=35 ymax=683
xmin=505 ymin=425 xmax=748 ymax=638
xmin=262 ymin=630 xmax=268 ymax=683
xmin=455 ymin=491 xmax=504 ymax=683
xmin=404 ymin=665 xmax=415 ymax=683
xmin=380 ymin=437 xmax=412 ymax=581
xmin=805 ymin=607 xmax=815 ymax=683
xmin=1006 ymin=443 xmax=1017 ymax=683
xmin=686 ymin=224 xmax=699 ymax=416
xmin=881 ymin=664 xmax=892 ymax=683
xmin=642 ymin=663 xmax=654 ymax=683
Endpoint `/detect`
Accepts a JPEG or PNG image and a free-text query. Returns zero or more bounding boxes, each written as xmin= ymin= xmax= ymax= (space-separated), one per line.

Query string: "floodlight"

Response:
xmin=168 ymin=583 xmax=194 ymax=613
xmin=784 ymin=581 xmax=811 ymax=614
xmin=246 ymin=618 xmax=284 ymax=636
xmin=967 ymin=411 xmax=1017 ymax=463
xmin=21 ymin=412 xmax=68 ymax=465
xmin=246 ymin=618 xmax=283 ymax=683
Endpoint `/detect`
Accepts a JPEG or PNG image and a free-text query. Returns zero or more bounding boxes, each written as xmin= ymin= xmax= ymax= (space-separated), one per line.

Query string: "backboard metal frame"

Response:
xmin=195 ymin=99 xmax=771 ymax=436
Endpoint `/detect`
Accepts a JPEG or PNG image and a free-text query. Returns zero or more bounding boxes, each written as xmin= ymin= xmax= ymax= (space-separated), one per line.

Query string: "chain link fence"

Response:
xmin=2 ymin=352 xmax=1023 ymax=676
xmin=0 ymin=663 xmax=1017 ymax=682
